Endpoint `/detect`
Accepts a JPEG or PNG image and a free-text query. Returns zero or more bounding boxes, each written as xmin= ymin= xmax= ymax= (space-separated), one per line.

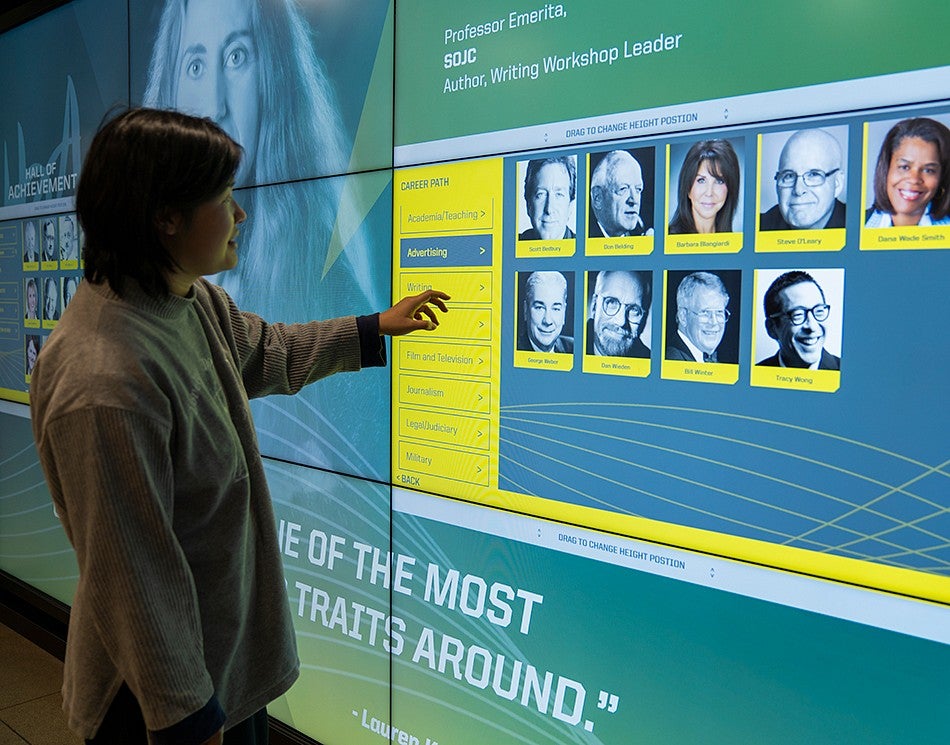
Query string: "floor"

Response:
xmin=0 ymin=622 xmax=81 ymax=745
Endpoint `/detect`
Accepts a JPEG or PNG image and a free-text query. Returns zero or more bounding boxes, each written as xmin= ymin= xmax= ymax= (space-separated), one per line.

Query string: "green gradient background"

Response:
xmin=395 ymin=0 xmax=950 ymax=146
xmin=389 ymin=507 xmax=950 ymax=745
xmin=0 ymin=412 xmax=77 ymax=604
xmin=266 ymin=463 xmax=392 ymax=745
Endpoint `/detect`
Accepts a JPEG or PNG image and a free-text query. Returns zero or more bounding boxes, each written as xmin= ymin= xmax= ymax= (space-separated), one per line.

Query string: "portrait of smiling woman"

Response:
xmin=668 ymin=139 xmax=741 ymax=234
xmin=865 ymin=116 xmax=950 ymax=228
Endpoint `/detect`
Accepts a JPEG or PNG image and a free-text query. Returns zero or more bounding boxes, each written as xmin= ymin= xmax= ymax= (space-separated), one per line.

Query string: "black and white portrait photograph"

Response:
xmin=517 ymin=270 xmax=575 ymax=354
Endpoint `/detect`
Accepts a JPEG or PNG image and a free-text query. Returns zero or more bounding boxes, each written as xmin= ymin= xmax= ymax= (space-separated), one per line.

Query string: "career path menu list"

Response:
xmin=392 ymin=159 xmax=502 ymax=501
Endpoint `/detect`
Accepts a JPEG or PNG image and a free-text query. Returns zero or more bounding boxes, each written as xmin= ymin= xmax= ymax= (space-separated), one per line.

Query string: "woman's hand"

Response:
xmin=379 ymin=290 xmax=450 ymax=336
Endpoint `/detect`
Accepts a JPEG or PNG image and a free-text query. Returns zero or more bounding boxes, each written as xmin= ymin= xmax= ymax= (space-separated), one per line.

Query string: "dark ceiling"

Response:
xmin=0 ymin=0 xmax=69 ymax=33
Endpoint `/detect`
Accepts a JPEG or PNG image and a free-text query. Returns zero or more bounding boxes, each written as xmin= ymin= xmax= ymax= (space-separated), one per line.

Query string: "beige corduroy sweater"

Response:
xmin=30 ymin=277 xmax=368 ymax=739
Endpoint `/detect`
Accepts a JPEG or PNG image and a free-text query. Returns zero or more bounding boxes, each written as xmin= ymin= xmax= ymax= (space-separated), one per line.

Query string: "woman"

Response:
xmin=29 ymin=108 xmax=446 ymax=745
xmin=668 ymin=139 xmax=740 ymax=234
xmin=25 ymin=335 xmax=39 ymax=375
xmin=143 ymin=0 xmax=388 ymax=477
xmin=865 ymin=117 xmax=950 ymax=227
xmin=24 ymin=277 xmax=38 ymax=320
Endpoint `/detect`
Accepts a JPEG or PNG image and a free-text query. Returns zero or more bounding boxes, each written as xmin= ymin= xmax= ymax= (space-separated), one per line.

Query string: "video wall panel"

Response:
xmin=391 ymin=102 xmax=950 ymax=604
xmin=0 ymin=0 xmax=127 ymax=402
xmin=0 ymin=0 xmax=127 ymax=211
xmin=266 ymin=461 xmax=392 ymax=745
xmin=0 ymin=405 xmax=78 ymax=605
xmin=227 ymin=171 xmax=394 ymax=479
xmin=1 ymin=1 xmax=949 ymax=744
xmin=388 ymin=489 xmax=950 ymax=745
xmin=129 ymin=0 xmax=394 ymax=183
xmin=394 ymin=1 xmax=950 ymax=163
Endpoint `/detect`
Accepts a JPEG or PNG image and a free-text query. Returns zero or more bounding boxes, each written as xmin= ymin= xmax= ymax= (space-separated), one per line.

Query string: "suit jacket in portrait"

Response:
xmin=756 ymin=348 xmax=840 ymax=370
xmin=665 ymin=329 xmax=735 ymax=363
xmin=666 ymin=331 xmax=703 ymax=362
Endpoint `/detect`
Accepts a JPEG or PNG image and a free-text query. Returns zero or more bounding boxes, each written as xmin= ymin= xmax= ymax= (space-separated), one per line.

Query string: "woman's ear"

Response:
xmin=154 ymin=207 xmax=183 ymax=237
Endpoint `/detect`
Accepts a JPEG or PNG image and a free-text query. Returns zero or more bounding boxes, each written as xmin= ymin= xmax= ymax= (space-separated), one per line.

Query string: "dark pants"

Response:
xmin=86 ymin=683 xmax=268 ymax=745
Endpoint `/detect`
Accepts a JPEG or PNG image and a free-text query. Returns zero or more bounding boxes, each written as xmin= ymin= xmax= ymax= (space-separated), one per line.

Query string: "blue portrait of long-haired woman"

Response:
xmin=134 ymin=0 xmax=394 ymax=480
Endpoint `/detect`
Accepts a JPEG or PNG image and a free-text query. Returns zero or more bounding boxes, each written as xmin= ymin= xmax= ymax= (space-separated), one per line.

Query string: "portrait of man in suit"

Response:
xmin=519 ymin=156 xmax=577 ymax=240
xmin=517 ymin=271 xmax=574 ymax=353
xmin=760 ymin=128 xmax=847 ymax=231
xmin=589 ymin=149 xmax=653 ymax=238
xmin=758 ymin=270 xmax=841 ymax=369
xmin=666 ymin=271 xmax=733 ymax=363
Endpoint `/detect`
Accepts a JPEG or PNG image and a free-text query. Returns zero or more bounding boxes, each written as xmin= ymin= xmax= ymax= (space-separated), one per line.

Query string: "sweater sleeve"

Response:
xmin=235 ymin=312 xmax=362 ymax=398
xmin=200 ymin=281 xmax=382 ymax=398
xmin=39 ymin=406 xmax=216 ymax=731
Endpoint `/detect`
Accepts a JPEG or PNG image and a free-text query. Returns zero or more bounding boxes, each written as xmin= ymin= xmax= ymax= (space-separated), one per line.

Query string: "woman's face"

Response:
xmin=26 ymin=282 xmax=37 ymax=316
xmin=176 ymin=0 xmax=260 ymax=183
xmin=886 ymin=136 xmax=941 ymax=225
xmin=164 ymin=185 xmax=247 ymax=292
xmin=689 ymin=161 xmax=728 ymax=224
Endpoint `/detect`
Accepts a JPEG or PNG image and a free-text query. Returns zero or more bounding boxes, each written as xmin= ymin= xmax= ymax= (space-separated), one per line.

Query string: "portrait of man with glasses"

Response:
xmin=585 ymin=270 xmax=652 ymax=358
xmin=760 ymin=127 xmax=848 ymax=231
xmin=757 ymin=269 xmax=841 ymax=370
xmin=666 ymin=270 xmax=739 ymax=364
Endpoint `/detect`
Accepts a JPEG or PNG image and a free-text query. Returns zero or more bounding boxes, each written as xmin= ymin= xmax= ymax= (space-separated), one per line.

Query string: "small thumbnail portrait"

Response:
xmin=665 ymin=270 xmax=740 ymax=364
xmin=864 ymin=115 xmax=950 ymax=228
xmin=588 ymin=147 xmax=655 ymax=238
xmin=517 ymin=270 xmax=575 ymax=353
xmin=59 ymin=214 xmax=79 ymax=262
xmin=23 ymin=220 xmax=39 ymax=263
xmin=25 ymin=335 xmax=41 ymax=377
xmin=755 ymin=268 xmax=843 ymax=370
xmin=668 ymin=138 xmax=743 ymax=234
xmin=43 ymin=276 xmax=61 ymax=322
xmin=760 ymin=125 xmax=848 ymax=231
xmin=24 ymin=277 xmax=40 ymax=321
xmin=518 ymin=155 xmax=577 ymax=240
xmin=62 ymin=275 xmax=82 ymax=310
xmin=585 ymin=270 xmax=652 ymax=358
xmin=41 ymin=217 xmax=57 ymax=262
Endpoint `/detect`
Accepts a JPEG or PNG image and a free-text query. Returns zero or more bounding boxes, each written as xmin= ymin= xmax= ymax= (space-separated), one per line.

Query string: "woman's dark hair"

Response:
xmin=668 ymin=139 xmax=740 ymax=234
xmin=872 ymin=117 xmax=950 ymax=221
xmin=77 ymin=107 xmax=243 ymax=296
